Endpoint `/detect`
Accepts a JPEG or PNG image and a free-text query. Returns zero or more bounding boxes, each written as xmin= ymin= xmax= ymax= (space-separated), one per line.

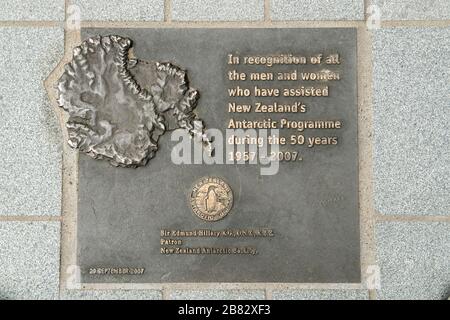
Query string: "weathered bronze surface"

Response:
xmin=76 ymin=28 xmax=359 ymax=283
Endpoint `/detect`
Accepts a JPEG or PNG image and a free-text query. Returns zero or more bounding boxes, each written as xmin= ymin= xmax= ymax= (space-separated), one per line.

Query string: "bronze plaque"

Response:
xmin=71 ymin=28 xmax=359 ymax=283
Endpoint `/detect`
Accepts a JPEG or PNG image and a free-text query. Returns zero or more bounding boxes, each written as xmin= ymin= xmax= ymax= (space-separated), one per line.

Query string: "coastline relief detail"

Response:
xmin=57 ymin=35 xmax=211 ymax=168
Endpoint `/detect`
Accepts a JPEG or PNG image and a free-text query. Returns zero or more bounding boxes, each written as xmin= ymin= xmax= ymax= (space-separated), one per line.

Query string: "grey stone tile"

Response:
xmin=271 ymin=0 xmax=364 ymax=21
xmin=61 ymin=289 xmax=162 ymax=300
xmin=73 ymin=0 xmax=164 ymax=21
xmin=272 ymin=289 xmax=369 ymax=300
xmin=170 ymin=290 xmax=265 ymax=300
xmin=172 ymin=0 xmax=264 ymax=21
xmin=0 ymin=221 xmax=60 ymax=300
xmin=373 ymin=0 xmax=450 ymax=20
xmin=373 ymin=28 xmax=450 ymax=216
xmin=0 ymin=27 xmax=63 ymax=216
xmin=0 ymin=0 xmax=65 ymax=21
xmin=375 ymin=222 xmax=450 ymax=300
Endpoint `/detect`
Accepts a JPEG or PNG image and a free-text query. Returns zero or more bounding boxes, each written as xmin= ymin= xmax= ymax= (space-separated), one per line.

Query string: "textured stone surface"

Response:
xmin=373 ymin=28 xmax=450 ymax=216
xmin=271 ymin=0 xmax=364 ymax=21
xmin=170 ymin=290 xmax=265 ymax=300
xmin=73 ymin=0 xmax=164 ymax=21
xmin=0 ymin=222 xmax=60 ymax=300
xmin=373 ymin=0 xmax=450 ymax=20
xmin=376 ymin=222 xmax=450 ymax=300
xmin=272 ymin=289 xmax=369 ymax=300
xmin=0 ymin=27 xmax=64 ymax=216
xmin=172 ymin=0 xmax=264 ymax=21
xmin=0 ymin=0 xmax=65 ymax=21
xmin=62 ymin=289 xmax=162 ymax=300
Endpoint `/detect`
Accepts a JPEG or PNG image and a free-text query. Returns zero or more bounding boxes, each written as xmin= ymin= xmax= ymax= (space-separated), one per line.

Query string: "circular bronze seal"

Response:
xmin=190 ymin=177 xmax=233 ymax=222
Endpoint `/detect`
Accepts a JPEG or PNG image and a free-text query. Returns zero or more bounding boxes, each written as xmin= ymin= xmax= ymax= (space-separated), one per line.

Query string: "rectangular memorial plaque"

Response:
xmin=77 ymin=28 xmax=359 ymax=283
